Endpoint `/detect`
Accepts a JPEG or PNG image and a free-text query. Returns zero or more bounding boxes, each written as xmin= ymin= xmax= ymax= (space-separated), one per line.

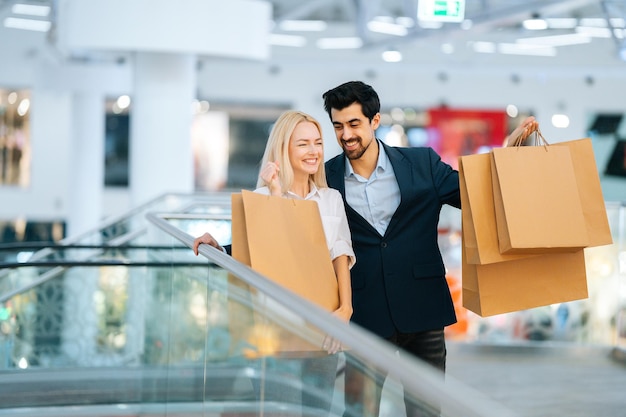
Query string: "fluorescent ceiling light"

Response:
xmin=269 ymin=34 xmax=307 ymax=47
xmin=517 ymin=33 xmax=591 ymax=47
xmin=498 ymin=43 xmax=556 ymax=56
xmin=382 ymin=50 xmax=402 ymax=62
xmin=367 ymin=21 xmax=408 ymax=36
xmin=396 ymin=16 xmax=415 ymax=28
xmin=579 ymin=18 xmax=607 ymax=27
xmin=278 ymin=20 xmax=327 ymax=32
xmin=552 ymin=114 xmax=570 ymax=128
xmin=317 ymin=37 xmax=363 ymax=49
xmin=4 ymin=17 xmax=50 ymax=31
xmin=545 ymin=18 xmax=578 ymax=29
xmin=12 ymin=4 xmax=50 ymax=16
xmin=575 ymin=26 xmax=613 ymax=38
xmin=523 ymin=19 xmax=548 ymax=30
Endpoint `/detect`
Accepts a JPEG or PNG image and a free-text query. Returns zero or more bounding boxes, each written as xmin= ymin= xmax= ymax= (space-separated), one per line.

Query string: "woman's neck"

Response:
xmin=290 ymin=176 xmax=310 ymax=198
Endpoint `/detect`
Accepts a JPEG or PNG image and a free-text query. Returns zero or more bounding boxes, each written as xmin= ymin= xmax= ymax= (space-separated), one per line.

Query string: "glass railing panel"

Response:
xmin=0 ymin=247 xmax=203 ymax=304
xmin=0 ymin=262 xmax=211 ymax=370
xmin=205 ymin=265 xmax=448 ymax=417
xmin=147 ymin=212 xmax=518 ymax=417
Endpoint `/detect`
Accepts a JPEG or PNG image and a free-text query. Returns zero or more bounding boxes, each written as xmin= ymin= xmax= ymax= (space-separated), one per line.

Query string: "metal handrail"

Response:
xmin=146 ymin=211 xmax=519 ymax=417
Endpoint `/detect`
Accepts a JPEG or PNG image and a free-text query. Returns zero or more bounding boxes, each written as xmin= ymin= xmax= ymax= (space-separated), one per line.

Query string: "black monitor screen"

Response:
xmin=605 ymin=139 xmax=626 ymax=177
xmin=589 ymin=114 xmax=623 ymax=135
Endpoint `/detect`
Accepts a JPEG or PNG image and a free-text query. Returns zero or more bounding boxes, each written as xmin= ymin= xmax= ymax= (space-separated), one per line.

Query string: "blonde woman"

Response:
xmin=193 ymin=110 xmax=355 ymax=415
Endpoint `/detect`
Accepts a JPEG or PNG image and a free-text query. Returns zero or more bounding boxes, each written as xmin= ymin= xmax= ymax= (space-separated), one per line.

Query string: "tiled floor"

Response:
xmin=445 ymin=342 xmax=626 ymax=417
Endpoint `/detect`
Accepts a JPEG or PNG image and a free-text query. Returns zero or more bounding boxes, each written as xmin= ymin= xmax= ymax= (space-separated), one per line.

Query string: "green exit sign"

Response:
xmin=418 ymin=0 xmax=465 ymax=23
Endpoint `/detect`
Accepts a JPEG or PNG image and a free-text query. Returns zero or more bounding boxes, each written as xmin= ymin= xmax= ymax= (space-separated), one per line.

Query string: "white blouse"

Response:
xmin=254 ymin=184 xmax=356 ymax=269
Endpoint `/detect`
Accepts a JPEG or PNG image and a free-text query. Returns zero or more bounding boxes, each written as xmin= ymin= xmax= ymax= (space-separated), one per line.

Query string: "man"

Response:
xmin=322 ymin=81 xmax=537 ymax=417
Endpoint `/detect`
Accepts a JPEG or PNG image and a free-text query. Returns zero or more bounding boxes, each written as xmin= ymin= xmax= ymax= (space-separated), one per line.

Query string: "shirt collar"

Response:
xmin=344 ymin=139 xmax=389 ymax=178
xmin=285 ymin=181 xmax=320 ymax=200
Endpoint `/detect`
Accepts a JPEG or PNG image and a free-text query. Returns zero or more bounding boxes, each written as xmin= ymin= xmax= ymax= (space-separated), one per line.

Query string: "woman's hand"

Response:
xmin=504 ymin=116 xmax=539 ymax=147
xmin=192 ymin=232 xmax=222 ymax=255
xmin=259 ymin=161 xmax=282 ymax=196
xmin=321 ymin=305 xmax=352 ymax=354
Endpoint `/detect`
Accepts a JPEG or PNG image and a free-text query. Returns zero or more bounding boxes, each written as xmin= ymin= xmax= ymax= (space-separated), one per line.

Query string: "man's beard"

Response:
xmin=343 ymin=137 xmax=370 ymax=160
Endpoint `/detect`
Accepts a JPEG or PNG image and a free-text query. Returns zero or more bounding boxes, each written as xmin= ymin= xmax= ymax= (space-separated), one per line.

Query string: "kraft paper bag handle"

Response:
xmin=510 ymin=127 xmax=548 ymax=148
xmin=527 ymin=129 xmax=549 ymax=147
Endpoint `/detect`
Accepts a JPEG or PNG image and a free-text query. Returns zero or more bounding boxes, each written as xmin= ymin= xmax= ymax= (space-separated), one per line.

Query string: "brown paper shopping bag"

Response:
xmin=230 ymin=191 xmax=338 ymax=355
xmin=233 ymin=190 xmax=339 ymax=311
xmin=490 ymin=143 xmax=589 ymax=254
xmin=552 ymin=138 xmax=613 ymax=247
xmin=459 ymin=153 xmax=540 ymax=265
xmin=461 ymin=232 xmax=589 ymax=317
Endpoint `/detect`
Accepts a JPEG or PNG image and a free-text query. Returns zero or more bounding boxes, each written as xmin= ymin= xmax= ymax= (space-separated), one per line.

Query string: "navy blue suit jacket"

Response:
xmin=325 ymin=142 xmax=461 ymax=338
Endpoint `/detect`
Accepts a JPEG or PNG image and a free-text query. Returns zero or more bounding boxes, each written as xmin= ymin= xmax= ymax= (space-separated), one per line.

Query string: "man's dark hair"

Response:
xmin=322 ymin=81 xmax=381 ymax=121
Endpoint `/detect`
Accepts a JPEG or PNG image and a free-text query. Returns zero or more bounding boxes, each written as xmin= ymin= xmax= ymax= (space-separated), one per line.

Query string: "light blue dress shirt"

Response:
xmin=344 ymin=141 xmax=401 ymax=236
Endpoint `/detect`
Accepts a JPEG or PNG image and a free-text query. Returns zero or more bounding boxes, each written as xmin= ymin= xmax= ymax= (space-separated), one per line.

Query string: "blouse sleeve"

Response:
xmin=327 ymin=189 xmax=356 ymax=269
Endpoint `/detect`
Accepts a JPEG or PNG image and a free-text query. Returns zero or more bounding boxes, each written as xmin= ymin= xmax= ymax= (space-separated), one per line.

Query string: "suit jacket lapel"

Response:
xmin=382 ymin=143 xmax=412 ymax=237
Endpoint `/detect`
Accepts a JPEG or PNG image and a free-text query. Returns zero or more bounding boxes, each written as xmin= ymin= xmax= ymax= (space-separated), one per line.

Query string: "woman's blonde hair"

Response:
xmin=256 ymin=110 xmax=328 ymax=191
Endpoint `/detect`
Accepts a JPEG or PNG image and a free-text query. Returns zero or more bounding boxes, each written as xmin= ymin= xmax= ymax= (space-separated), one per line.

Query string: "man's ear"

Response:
xmin=371 ymin=112 xmax=381 ymax=130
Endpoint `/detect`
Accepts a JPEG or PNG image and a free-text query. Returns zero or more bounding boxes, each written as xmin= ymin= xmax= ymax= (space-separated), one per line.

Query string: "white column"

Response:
xmin=130 ymin=52 xmax=196 ymax=207
xmin=67 ymin=92 xmax=105 ymax=239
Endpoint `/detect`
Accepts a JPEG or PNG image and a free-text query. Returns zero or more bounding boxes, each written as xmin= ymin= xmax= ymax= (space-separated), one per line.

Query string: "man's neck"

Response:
xmin=349 ymin=139 xmax=379 ymax=179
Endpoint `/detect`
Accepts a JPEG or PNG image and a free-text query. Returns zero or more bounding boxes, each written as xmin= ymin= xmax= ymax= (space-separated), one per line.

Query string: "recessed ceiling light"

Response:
xmin=575 ymin=26 xmax=614 ymax=38
xmin=517 ymin=33 xmax=591 ymax=47
xmin=498 ymin=43 xmax=556 ymax=56
xmin=4 ymin=17 xmax=50 ymax=32
xmin=11 ymin=4 xmax=50 ymax=17
xmin=367 ymin=21 xmax=408 ymax=36
xmin=382 ymin=49 xmax=402 ymax=62
xmin=545 ymin=18 xmax=578 ymax=29
xmin=523 ymin=19 xmax=548 ymax=30
xmin=316 ymin=37 xmax=363 ymax=49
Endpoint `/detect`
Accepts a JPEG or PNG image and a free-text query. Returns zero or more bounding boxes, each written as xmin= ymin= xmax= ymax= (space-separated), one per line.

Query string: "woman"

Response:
xmin=193 ymin=110 xmax=355 ymax=416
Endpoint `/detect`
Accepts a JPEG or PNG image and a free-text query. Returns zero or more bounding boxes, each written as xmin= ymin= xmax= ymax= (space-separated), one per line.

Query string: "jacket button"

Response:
xmin=381 ymin=242 xmax=387 ymax=248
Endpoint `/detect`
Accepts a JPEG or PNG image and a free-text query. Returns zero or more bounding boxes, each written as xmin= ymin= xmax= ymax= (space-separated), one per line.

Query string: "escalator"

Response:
xmin=0 ymin=192 xmax=517 ymax=417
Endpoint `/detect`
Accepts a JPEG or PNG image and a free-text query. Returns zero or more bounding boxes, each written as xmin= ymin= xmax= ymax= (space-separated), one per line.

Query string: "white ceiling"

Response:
xmin=1 ymin=0 xmax=625 ymax=72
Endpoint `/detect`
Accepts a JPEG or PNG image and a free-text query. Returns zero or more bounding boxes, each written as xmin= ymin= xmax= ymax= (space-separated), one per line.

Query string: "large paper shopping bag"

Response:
xmin=459 ymin=154 xmax=540 ymax=265
xmin=233 ymin=190 xmax=339 ymax=311
xmin=490 ymin=144 xmax=589 ymax=254
xmin=230 ymin=191 xmax=338 ymax=355
xmin=462 ymin=233 xmax=588 ymax=317
xmin=552 ymin=138 xmax=613 ymax=247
